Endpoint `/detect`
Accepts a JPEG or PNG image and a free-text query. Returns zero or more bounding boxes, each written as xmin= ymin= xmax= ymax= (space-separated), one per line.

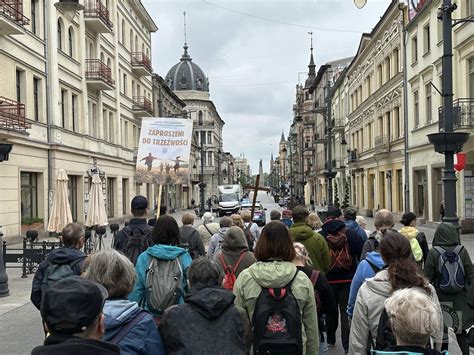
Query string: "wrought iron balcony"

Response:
xmin=131 ymin=52 xmax=152 ymax=76
xmin=374 ymin=135 xmax=389 ymax=153
xmin=0 ymin=0 xmax=30 ymax=35
xmin=84 ymin=0 xmax=113 ymax=33
xmin=0 ymin=96 xmax=30 ymax=133
xmin=132 ymin=96 xmax=153 ymax=117
xmin=438 ymin=98 xmax=474 ymax=130
xmin=347 ymin=149 xmax=358 ymax=163
xmin=85 ymin=59 xmax=115 ymax=91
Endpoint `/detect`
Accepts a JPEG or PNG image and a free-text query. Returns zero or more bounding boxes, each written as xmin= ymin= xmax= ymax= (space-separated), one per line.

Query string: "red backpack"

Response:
xmin=219 ymin=252 xmax=246 ymax=291
xmin=326 ymin=232 xmax=353 ymax=271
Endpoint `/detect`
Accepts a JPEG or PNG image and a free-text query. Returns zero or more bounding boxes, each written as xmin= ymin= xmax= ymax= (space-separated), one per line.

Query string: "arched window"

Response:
xmin=68 ymin=27 xmax=74 ymax=58
xmin=129 ymin=30 xmax=133 ymax=51
xmin=121 ymin=20 xmax=125 ymax=45
xmin=107 ymin=58 xmax=111 ymax=70
xmin=100 ymin=52 xmax=105 ymax=63
xmin=141 ymin=43 xmax=145 ymax=54
xmin=135 ymin=35 xmax=138 ymax=52
xmin=198 ymin=111 xmax=203 ymax=125
xmin=57 ymin=18 xmax=63 ymax=51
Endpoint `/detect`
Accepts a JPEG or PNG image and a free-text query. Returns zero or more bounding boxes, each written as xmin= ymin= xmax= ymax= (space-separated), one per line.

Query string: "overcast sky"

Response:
xmin=142 ymin=0 xmax=391 ymax=173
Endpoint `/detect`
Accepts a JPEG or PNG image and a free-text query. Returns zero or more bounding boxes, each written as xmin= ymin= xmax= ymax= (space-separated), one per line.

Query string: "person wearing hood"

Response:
xmin=214 ymin=226 xmax=256 ymax=280
xmin=360 ymin=209 xmax=395 ymax=260
xmin=234 ymin=221 xmax=319 ymax=354
xmin=343 ymin=207 xmax=368 ymax=242
xmin=196 ymin=212 xmax=220 ymax=245
xmin=399 ymin=212 xmax=426 ymax=265
xmin=424 ymin=222 xmax=474 ymax=354
xmin=371 ymin=288 xmax=447 ymax=355
xmin=161 ymin=257 xmax=249 ymax=354
xmin=129 ymin=215 xmax=192 ymax=318
xmin=208 ymin=216 xmax=233 ymax=257
xmin=322 ymin=218 xmax=364 ymax=353
xmin=31 ymin=223 xmax=87 ymax=310
xmin=83 ymin=250 xmax=165 ymax=355
xmin=349 ymin=230 xmax=442 ymax=355
xmin=289 ymin=205 xmax=331 ymax=273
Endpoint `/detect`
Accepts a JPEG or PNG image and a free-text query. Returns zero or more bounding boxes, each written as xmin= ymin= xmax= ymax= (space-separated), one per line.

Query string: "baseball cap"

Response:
xmin=282 ymin=209 xmax=292 ymax=217
xmin=131 ymin=195 xmax=148 ymax=210
xmin=202 ymin=212 xmax=214 ymax=221
xmin=41 ymin=276 xmax=108 ymax=335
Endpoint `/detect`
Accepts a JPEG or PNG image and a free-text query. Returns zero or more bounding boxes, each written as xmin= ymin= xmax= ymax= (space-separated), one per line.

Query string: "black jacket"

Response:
xmin=179 ymin=225 xmax=205 ymax=259
xmin=113 ymin=218 xmax=153 ymax=251
xmin=31 ymin=334 xmax=120 ymax=355
xmin=31 ymin=246 xmax=86 ymax=310
xmin=160 ymin=285 xmax=249 ymax=355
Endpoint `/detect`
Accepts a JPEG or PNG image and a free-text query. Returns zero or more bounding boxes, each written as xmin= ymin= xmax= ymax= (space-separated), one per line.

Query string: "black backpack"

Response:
xmin=41 ymin=257 xmax=85 ymax=303
xmin=122 ymin=227 xmax=151 ymax=265
xmin=374 ymin=306 xmax=395 ymax=350
xmin=252 ymin=271 xmax=303 ymax=355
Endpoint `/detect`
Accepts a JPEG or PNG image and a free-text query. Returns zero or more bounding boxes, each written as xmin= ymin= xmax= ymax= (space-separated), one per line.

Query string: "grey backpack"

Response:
xmin=145 ymin=256 xmax=184 ymax=317
xmin=41 ymin=257 xmax=84 ymax=302
xmin=434 ymin=245 xmax=465 ymax=294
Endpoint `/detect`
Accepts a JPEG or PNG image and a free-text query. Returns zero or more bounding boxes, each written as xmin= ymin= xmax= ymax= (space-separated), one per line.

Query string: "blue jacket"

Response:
xmin=347 ymin=251 xmax=385 ymax=318
xmin=103 ymin=299 xmax=165 ymax=355
xmin=281 ymin=218 xmax=293 ymax=228
xmin=128 ymin=244 xmax=192 ymax=315
xmin=345 ymin=219 xmax=368 ymax=243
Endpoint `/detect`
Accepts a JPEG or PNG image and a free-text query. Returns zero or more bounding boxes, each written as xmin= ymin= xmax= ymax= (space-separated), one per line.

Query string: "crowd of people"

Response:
xmin=29 ymin=195 xmax=474 ymax=354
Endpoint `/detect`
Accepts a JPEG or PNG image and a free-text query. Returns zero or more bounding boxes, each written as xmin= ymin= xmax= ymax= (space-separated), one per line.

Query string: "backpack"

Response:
xmin=145 ymin=256 xmax=184 ymax=319
xmin=41 ymin=257 xmax=85 ymax=302
xmin=252 ymin=271 xmax=303 ymax=355
xmin=374 ymin=306 xmax=395 ymax=350
xmin=219 ymin=252 xmax=246 ymax=291
xmin=366 ymin=259 xmax=382 ymax=274
xmin=434 ymin=245 xmax=465 ymax=294
xmin=327 ymin=232 xmax=353 ymax=271
xmin=244 ymin=224 xmax=254 ymax=251
xmin=309 ymin=270 xmax=322 ymax=313
xmin=122 ymin=226 xmax=151 ymax=265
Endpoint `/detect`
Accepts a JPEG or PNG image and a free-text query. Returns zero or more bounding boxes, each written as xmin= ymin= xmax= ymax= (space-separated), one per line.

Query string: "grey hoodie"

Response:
xmin=208 ymin=227 xmax=229 ymax=257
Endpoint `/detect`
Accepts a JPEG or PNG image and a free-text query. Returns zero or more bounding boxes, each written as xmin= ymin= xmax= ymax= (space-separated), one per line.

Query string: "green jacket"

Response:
xmin=233 ymin=261 xmax=319 ymax=355
xmin=289 ymin=222 xmax=331 ymax=273
xmin=424 ymin=223 xmax=474 ymax=330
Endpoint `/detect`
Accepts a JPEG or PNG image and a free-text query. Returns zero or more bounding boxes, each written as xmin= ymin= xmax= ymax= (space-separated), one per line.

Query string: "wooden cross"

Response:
xmin=243 ymin=174 xmax=270 ymax=220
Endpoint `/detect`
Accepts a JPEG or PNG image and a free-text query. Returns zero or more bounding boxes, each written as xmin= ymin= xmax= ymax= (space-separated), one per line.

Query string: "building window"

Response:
xmin=207 ymin=131 xmax=212 ymax=144
xmin=16 ymin=69 xmax=24 ymax=103
xmin=437 ymin=19 xmax=443 ymax=43
xmin=33 ymin=77 xmax=40 ymax=121
xmin=423 ymin=24 xmax=430 ymax=54
xmin=57 ymin=18 xmax=63 ymax=51
xmin=68 ymin=27 xmax=74 ymax=58
xmin=414 ymin=90 xmax=419 ymax=128
xmin=31 ymin=0 xmax=37 ymax=34
xmin=68 ymin=175 xmax=77 ymax=221
xmin=207 ymin=152 xmax=213 ymax=166
xmin=61 ymin=89 xmax=66 ymax=128
xmin=109 ymin=112 xmax=114 ymax=143
xmin=124 ymin=121 xmax=129 ymax=147
xmin=385 ymin=56 xmax=391 ymax=81
xmin=393 ymin=48 xmax=399 ymax=73
xmin=425 ymin=83 xmax=432 ymax=124
xmin=198 ymin=111 xmax=203 ymax=125
xmin=129 ymin=29 xmax=133 ymax=51
xmin=107 ymin=177 xmax=115 ymax=218
xmin=103 ymin=109 xmax=108 ymax=141
xmin=121 ymin=19 xmax=125 ymax=44
xmin=469 ymin=57 xmax=474 ymax=98
xmin=377 ymin=64 xmax=383 ymax=88
xmin=411 ymin=35 xmax=418 ymax=63
xmin=72 ymin=94 xmax=77 ymax=131
xmin=21 ymin=172 xmax=38 ymax=221
xmin=396 ymin=169 xmax=403 ymax=212
xmin=367 ymin=75 xmax=371 ymax=95
xmin=123 ymin=74 xmax=127 ymax=95
xmin=394 ymin=106 xmax=400 ymax=139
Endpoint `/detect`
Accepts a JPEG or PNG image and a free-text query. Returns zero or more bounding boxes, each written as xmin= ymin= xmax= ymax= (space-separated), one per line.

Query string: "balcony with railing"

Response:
xmin=85 ymin=59 xmax=115 ymax=91
xmin=374 ymin=135 xmax=389 ymax=153
xmin=347 ymin=149 xmax=358 ymax=164
xmin=84 ymin=0 xmax=113 ymax=33
xmin=0 ymin=0 xmax=30 ymax=35
xmin=438 ymin=98 xmax=474 ymax=130
xmin=332 ymin=118 xmax=344 ymax=133
xmin=313 ymin=99 xmax=326 ymax=114
xmin=0 ymin=96 xmax=30 ymax=134
xmin=132 ymin=96 xmax=153 ymax=117
xmin=131 ymin=52 xmax=152 ymax=76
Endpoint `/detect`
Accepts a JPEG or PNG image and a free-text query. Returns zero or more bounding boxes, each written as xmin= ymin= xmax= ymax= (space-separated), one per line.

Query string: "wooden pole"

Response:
xmin=250 ymin=175 xmax=260 ymax=220
xmin=156 ymin=185 xmax=163 ymax=218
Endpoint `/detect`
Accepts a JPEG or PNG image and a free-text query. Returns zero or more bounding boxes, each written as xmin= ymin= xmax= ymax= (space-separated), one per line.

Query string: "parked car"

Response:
xmin=241 ymin=201 xmax=267 ymax=226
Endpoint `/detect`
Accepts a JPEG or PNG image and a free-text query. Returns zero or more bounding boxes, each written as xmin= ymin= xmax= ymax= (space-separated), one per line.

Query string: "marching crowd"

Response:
xmin=28 ymin=195 xmax=474 ymax=355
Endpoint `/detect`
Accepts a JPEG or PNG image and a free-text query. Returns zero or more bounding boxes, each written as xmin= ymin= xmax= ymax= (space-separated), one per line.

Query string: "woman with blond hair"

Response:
xmin=307 ymin=212 xmax=322 ymax=231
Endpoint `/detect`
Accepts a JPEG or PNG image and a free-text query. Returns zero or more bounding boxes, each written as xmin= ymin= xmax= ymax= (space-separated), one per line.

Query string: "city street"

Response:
xmin=0 ymin=191 xmax=469 ymax=354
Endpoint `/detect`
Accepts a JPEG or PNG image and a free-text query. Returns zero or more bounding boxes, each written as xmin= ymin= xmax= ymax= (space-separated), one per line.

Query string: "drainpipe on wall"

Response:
xmin=44 ymin=0 xmax=53 ymax=220
xmin=402 ymin=12 xmax=410 ymax=212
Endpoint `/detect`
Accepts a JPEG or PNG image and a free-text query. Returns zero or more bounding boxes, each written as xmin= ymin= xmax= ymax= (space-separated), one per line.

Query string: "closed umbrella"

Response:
xmin=47 ymin=169 xmax=73 ymax=233
xmin=85 ymin=174 xmax=108 ymax=227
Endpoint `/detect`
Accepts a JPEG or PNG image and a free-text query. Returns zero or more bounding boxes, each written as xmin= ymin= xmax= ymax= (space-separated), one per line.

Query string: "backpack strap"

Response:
xmin=453 ymin=245 xmax=464 ymax=255
xmin=434 ymin=246 xmax=445 ymax=255
xmin=365 ymin=259 xmax=381 ymax=274
xmin=219 ymin=253 xmax=231 ymax=274
xmin=203 ymin=224 xmax=213 ymax=237
xmin=110 ymin=310 xmax=148 ymax=344
xmin=310 ymin=270 xmax=320 ymax=287
xmin=233 ymin=252 xmax=247 ymax=273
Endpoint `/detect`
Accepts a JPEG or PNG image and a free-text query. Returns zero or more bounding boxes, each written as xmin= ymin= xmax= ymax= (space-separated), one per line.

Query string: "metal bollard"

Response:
xmin=21 ymin=238 xmax=27 ymax=278
xmin=0 ymin=226 xmax=9 ymax=297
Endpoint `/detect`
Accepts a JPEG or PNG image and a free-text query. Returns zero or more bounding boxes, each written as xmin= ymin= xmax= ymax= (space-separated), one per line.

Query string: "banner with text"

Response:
xmin=136 ymin=117 xmax=193 ymax=185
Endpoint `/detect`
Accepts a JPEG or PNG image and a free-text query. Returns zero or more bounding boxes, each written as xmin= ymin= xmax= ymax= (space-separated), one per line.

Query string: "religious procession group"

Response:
xmin=28 ymin=194 xmax=474 ymax=355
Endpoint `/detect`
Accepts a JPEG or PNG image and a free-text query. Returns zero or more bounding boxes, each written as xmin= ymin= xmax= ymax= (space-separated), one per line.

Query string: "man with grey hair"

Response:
xmin=208 ymin=216 xmax=233 ymax=257
xmin=269 ymin=210 xmax=281 ymax=222
xmin=160 ymin=258 xmax=249 ymax=354
xmin=31 ymin=222 xmax=87 ymax=310
xmin=360 ymin=209 xmax=394 ymax=260
xmin=179 ymin=213 xmax=205 ymax=259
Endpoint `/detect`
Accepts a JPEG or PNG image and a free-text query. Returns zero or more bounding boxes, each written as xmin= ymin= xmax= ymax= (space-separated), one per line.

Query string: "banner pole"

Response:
xmin=156 ymin=185 xmax=163 ymax=218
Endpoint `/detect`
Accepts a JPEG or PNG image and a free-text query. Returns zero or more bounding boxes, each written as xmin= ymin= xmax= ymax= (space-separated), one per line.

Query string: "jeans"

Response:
xmin=326 ymin=282 xmax=351 ymax=352
xmin=319 ymin=331 xmax=328 ymax=354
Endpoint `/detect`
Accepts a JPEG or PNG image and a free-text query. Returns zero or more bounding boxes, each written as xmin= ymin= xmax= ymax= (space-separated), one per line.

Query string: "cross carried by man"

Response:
xmin=242 ymin=174 xmax=270 ymax=220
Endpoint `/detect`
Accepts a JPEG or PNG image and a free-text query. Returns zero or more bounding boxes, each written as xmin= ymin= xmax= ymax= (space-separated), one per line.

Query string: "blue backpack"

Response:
xmin=434 ymin=245 xmax=465 ymax=294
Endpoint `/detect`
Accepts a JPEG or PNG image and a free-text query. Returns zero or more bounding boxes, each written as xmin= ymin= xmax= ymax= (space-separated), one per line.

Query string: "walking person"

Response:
xmin=399 ymin=212 xmax=428 ymax=266
xmin=233 ymin=221 xmax=319 ymax=354
xmin=269 ymin=209 xmax=282 ymax=221
xmin=360 ymin=209 xmax=395 ymax=260
xmin=307 ymin=212 xmax=323 ymax=231
xmin=208 ymin=216 xmax=233 ymax=257
xmin=343 ymin=207 xmax=368 ymax=242
xmin=179 ymin=212 xmax=206 ymax=259
xmin=241 ymin=210 xmax=260 ymax=244
xmin=349 ymin=230 xmax=442 ymax=354
xmin=196 ymin=212 xmax=220 ymax=245
xmin=83 ymin=250 xmax=165 ymax=355
xmin=281 ymin=209 xmax=294 ymax=228
xmin=424 ymin=222 xmax=474 ymax=354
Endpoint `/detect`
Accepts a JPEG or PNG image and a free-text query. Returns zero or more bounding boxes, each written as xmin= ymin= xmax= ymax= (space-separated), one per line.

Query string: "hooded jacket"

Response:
xmin=160 ymin=285 xmax=248 ymax=355
xmin=289 ymin=222 xmax=331 ymax=273
xmin=233 ymin=261 xmax=319 ymax=355
xmin=424 ymin=223 xmax=474 ymax=330
xmin=214 ymin=230 xmax=256 ymax=279
xmin=345 ymin=219 xmax=368 ymax=242
xmin=398 ymin=226 xmax=423 ymax=262
xmin=322 ymin=219 xmax=364 ymax=283
xmin=128 ymin=244 xmax=192 ymax=316
xmin=349 ymin=270 xmax=441 ymax=355
xmin=31 ymin=246 xmax=86 ymax=310
xmin=102 ymin=299 xmax=165 ymax=355
xmin=208 ymin=227 xmax=230 ymax=257
xmin=347 ymin=251 xmax=385 ymax=318
xmin=179 ymin=225 xmax=206 ymax=259
xmin=281 ymin=217 xmax=294 ymax=228
xmin=31 ymin=334 xmax=120 ymax=355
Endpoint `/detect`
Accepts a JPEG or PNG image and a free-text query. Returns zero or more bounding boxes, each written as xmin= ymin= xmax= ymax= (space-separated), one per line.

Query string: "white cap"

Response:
xmin=202 ymin=212 xmax=214 ymax=221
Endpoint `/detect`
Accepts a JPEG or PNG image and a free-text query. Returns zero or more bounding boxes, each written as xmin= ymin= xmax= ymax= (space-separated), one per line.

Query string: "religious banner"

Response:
xmin=135 ymin=117 xmax=193 ymax=185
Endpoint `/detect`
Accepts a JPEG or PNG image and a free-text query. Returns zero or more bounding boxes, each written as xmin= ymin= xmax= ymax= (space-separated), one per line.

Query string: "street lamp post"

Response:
xmin=323 ymin=83 xmax=337 ymax=208
xmin=0 ymin=226 xmax=9 ymax=297
xmin=199 ymin=131 xmax=206 ymax=216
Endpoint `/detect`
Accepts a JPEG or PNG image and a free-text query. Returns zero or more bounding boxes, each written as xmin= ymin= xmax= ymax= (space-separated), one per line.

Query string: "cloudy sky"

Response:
xmin=142 ymin=0 xmax=391 ymax=173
